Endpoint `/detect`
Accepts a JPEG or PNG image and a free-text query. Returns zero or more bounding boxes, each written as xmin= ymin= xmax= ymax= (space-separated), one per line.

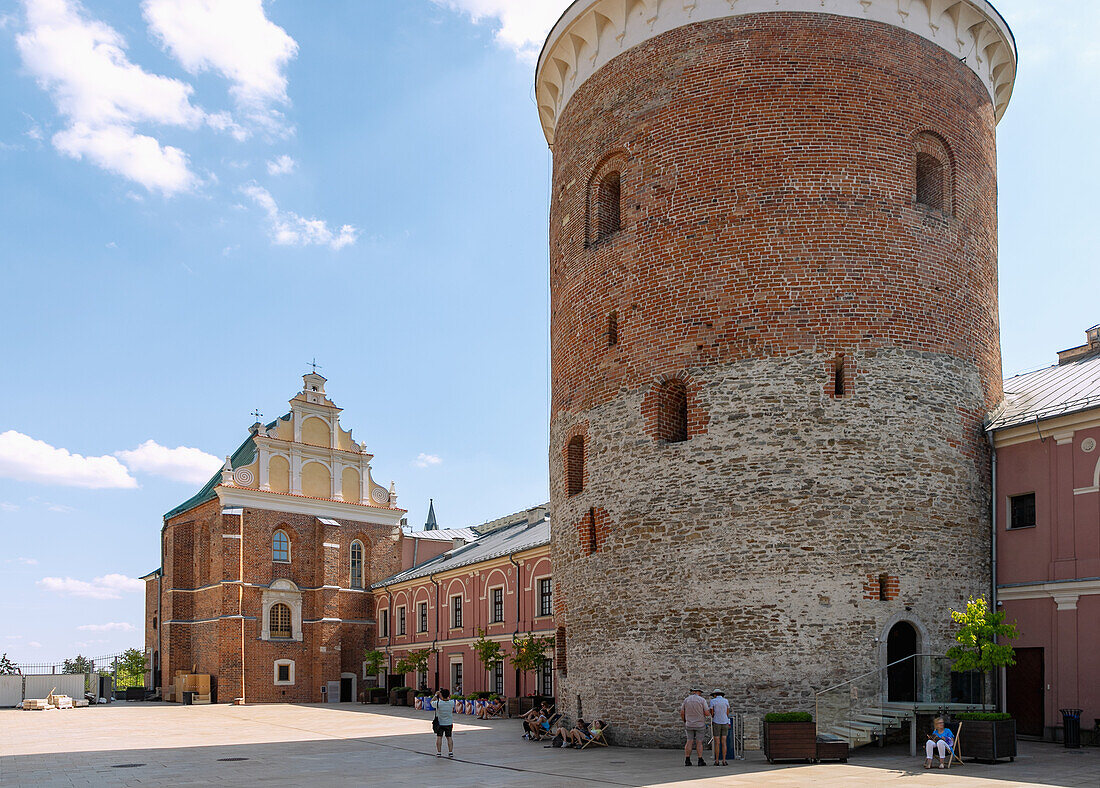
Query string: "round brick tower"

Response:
xmin=536 ymin=0 xmax=1017 ymax=746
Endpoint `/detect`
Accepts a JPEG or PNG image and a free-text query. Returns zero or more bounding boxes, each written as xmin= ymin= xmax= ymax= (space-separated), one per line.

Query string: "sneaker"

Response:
xmin=448 ymin=752 xmax=454 ymax=759
xmin=435 ymin=752 xmax=441 ymax=758
xmin=685 ymin=757 xmax=692 ymax=766
xmin=714 ymin=761 xmax=720 ymax=766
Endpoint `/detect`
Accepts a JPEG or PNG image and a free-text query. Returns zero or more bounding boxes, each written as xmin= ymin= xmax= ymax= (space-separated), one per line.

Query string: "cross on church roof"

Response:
xmin=251 ymin=409 xmax=264 ymax=421
xmin=308 ymin=358 xmax=322 ymax=374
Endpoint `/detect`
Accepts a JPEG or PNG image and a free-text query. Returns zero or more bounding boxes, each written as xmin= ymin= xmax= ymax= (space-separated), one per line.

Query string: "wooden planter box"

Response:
xmin=763 ymin=722 xmax=817 ymax=764
xmin=507 ymin=697 xmax=536 ymax=718
xmin=389 ymin=689 xmax=412 ymax=706
xmin=816 ymin=738 xmax=849 ymax=763
xmin=963 ymin=719 xmax=1016 ymax=763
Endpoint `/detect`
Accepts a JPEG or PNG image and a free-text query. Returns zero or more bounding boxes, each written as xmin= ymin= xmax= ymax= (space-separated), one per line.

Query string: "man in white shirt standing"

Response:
xmin=709 ymin=690 xmax=731 ymax=766
xmin=680 ymin=687 xmax=711 ymax=766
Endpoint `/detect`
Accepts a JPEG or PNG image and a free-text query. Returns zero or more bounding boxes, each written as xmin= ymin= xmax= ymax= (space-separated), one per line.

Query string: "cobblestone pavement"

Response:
xmin=2 ymin=703 xmax=1097 ymax=787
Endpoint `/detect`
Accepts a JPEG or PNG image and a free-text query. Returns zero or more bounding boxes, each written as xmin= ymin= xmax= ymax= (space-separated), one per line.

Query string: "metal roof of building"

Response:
xmin=373 ymin=517 xmax=550 ymax=588
xmin=989 ymin=351 xmax=1100 ymax=431
xmin=403 ymin=527 xmax=480 ymax=542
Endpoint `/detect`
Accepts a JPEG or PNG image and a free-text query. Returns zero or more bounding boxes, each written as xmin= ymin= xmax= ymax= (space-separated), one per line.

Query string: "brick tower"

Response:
xmin=536 ymin=1 xmax=1017 ymax=745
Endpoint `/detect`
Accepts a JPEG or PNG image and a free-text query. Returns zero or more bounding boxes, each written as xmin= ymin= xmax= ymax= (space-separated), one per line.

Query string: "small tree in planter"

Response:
xmin=363 ymin=650 xmax=386 ymax=690
xmin=394 ymin=648 xmax=434 ymax=704
xmin=762 ymin=712 xmax=817 ymax=764
xmin=946 ymin=596 xmax=1020 ymax=762
xmin=473 ymin=629 xmax=506 ymax=700
xmin=508 ymin=633 xmax=554 ymax=715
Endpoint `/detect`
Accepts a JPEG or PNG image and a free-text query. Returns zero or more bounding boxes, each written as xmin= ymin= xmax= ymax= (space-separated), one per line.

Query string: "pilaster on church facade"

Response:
xmin=145 ymin=373 xmax=408 ymax=704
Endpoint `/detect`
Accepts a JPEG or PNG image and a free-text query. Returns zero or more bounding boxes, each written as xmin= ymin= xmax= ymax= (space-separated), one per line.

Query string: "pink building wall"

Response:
xmin=373 ymin=547 xmax=554 ymax=698
xmin=996 ymin=420 xmax=1100 ymax=738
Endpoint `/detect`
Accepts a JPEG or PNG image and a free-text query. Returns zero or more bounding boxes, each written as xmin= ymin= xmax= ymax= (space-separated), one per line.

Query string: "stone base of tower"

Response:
xmin=550 ymin=349 xmax=992 ymax=747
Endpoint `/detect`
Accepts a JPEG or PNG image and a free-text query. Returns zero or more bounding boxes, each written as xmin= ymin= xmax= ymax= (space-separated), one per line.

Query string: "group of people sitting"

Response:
xmin=519 ymin=702 xmax=608 ymax=748
xmin=474 ymin=697 xmax=506 ymax=720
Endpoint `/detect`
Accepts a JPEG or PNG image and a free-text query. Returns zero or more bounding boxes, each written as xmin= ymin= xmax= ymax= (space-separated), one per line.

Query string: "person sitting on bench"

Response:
xmin=924 ymin=717 xmax=955 ymax=769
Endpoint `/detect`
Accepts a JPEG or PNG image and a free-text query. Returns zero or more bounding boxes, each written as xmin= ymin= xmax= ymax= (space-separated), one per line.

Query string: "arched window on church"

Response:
xmin=270 ymin=603 xmax=292 ymax=638
xmin=273 ymin=530 xmax=290 ymax=563
xmin=350 ymin=540 xmax=364 ymax=589
xmin=595 ymin=170 xmax=621 ymax=241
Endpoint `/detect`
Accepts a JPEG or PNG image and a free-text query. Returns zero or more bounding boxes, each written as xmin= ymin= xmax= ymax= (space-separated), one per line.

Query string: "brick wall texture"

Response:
xmin=152 ymin=499 xmax=402 ymax=703
xmin=547 ymin=13 xmax=1003 ymax=746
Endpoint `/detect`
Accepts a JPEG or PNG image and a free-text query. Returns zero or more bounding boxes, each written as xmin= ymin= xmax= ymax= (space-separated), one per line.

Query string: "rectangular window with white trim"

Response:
xmin=1008 ymin=492 xmax=1036 ymax=530
xmin=492 ymin=660 xmax=504 ymax=695
xmin=380 ymin=608 xmax=389 ymax=637
xmin=451 ymin=595 xmax=462 ymax=628
xmin=538 ymin=578 xmax=552 ymax=617
xmin=490 ymin=588 xmax=504 ymax=623
xmin=418 ymin=602 xmax=428 ymax=633
xmin=398 ymin=606 xmax=406 ymax=636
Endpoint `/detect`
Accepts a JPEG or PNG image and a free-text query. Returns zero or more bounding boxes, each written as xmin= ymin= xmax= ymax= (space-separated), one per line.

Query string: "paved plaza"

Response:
xmin=1 ymin=703 xmax=1097 ymax=787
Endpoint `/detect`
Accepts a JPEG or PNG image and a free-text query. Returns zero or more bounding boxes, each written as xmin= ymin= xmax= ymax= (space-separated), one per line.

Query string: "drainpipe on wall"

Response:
xmin=430 ymin=573 xmax=440 ymax=691
xmin=157 ymin=526 xmax=164 ymax=692
xmin=238 ymin=509 xmax=246 ymax=705
xmin=385 ymin=588 xmax=394 ymax=686
xmin=509 ymin=553 xmax=521 ymax=696
xmin=987 ymin=429 xmax=1003 ymax=711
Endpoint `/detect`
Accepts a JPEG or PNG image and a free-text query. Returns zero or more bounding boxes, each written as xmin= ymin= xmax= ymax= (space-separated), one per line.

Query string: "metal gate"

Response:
xmin=0 ymin=676 xmax=21 ymax=707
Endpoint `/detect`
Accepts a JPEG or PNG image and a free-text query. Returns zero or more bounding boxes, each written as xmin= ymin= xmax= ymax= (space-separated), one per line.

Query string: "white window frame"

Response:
xmin=379 ymin=607 xmax=389 ymax=637
xmin=540 ymin=659 xmax=553 ymax=696
xmin=274 ymin=659 xmax=295 ymax=686
xmin=492 ymin=660 xmax=504 ymax=695
xmin=451 ymin=595 xmax=463 ymax=629
xmin=397 ymin=605 xmax=406 ymax=636
xmin=350 ymin=540 xmax=364 ymax=589
xmin=536 ymin=576 xmax=552 ymax=618
xmin=261 ymin=579 xmax=303 ymax=642
xmin=417 ymin=601 xmax=429 ymax=633
xmin=273 ymin=529 xmax=291 ymax=563
xmin=489 ymin=586 xmax=505 ymax=624
xmin=450 ymin=656 xmax=463 ymax=695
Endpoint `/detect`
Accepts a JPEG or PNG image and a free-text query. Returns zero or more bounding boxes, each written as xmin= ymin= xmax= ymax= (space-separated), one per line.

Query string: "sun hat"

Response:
xmin=710 ymin=689 xmax=724 ymax=696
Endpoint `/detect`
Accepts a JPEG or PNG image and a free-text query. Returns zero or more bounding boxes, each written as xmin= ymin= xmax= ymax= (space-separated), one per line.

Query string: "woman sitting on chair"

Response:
xmin=925 ymin=717 xmax=955 ymax=769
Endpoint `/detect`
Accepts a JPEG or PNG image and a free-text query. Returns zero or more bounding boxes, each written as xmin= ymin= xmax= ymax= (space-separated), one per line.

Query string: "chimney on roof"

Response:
xmin=451 ymin=537 xmax=466 ymax=550
xmin=1057 ymin=324 xmax=1100 ymax=365
xmin=526 ymin=505 xmax=548 ymax=524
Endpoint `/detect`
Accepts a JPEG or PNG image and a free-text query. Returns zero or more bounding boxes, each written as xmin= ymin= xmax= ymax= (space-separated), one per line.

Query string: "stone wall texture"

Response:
xmin=547 ymin=12 xmax=1003 ymax=747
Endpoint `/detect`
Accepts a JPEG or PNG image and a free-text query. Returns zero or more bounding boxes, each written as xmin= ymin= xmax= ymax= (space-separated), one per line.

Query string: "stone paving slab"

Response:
xmin=1 ymin=702 xmax=1097 ymax=787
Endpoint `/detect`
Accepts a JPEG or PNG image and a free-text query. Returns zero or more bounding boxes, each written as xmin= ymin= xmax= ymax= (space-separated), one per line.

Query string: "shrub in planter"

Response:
xmin=390 ymin=687 xmax=411 ymax=706
xmin=955 ymin=712 xmax=1016 ymax=763
xmin=763 ymin=712 xmax=817 ymax=764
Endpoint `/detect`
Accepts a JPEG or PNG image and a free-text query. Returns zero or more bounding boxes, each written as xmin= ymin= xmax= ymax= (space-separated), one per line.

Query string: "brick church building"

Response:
xmin=143 ymin=373 xmax=407 ymax=703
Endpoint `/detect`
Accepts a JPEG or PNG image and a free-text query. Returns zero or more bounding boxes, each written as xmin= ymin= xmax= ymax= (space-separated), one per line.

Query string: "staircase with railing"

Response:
xmin=815 ymin=654 xmax=993 ymax=753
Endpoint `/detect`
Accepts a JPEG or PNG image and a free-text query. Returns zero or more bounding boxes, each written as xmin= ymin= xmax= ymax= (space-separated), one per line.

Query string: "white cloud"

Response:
xmin=115 ymin=439 xmax=221 ymax=485
xmin=241 ymin=183 xmax=358 ymax=250
xmin=0 ymin=430 xmax=138 ymax=489
xmin=77 ymin=622 xmax=135 ymax=632
xmin=38 ymin=573 xmax=144 ymax=600
xmin=28 ymin=641 xmax=42 ymax=649
xmin=46 ymin=503 xmax=75 ymax=513
xmin=266 ymin=154 xmax=295 ymax=175
xmin=414 ymin=453 xmax=443 ymax=468
xmin=431 ymin=0 xmax=564 ymax=62
xmin=4 ymin=557 xmax=38 ymax=566
xmin=143 ymin=0 xmax=298 ymax=133
xmin=16 ymin=0 xmax=208 ymax=194
xmin=0 ymin=502 xmax=18 ymax=512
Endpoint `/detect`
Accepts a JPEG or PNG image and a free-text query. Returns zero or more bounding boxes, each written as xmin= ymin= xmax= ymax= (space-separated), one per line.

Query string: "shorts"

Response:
xmin=712 ymin=723 xmax=729 ymax=736
xmin=685 ymin=727 xmax=706 ymax=743
xmin=438 ymin=724 xmax=453 ymax=738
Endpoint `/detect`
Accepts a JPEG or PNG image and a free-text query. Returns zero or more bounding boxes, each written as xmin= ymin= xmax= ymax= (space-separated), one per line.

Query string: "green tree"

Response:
xmin=363 ymin=649 xmax=386 ymax=685
xmin=472 ymin=629 xmax=506 ymax=693
xmin=946 ymin=596 xmax=1019 ymax=705
xmin=0 ymin=653 xmax=18 ymax=675
xmin=509 ymin=633 xmax=554 ymax=695
xmin=113 ymin=649 xmax=148 ymax=689
xmin=62 ymin=655 xmax=94 ymax=674
xmin=395 ymin=647 xmax=434 ymax=683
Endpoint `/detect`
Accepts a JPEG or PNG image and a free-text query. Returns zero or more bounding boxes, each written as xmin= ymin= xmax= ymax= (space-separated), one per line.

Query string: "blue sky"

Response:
xmin=0 ymin=0 xmax=1096 ymax=663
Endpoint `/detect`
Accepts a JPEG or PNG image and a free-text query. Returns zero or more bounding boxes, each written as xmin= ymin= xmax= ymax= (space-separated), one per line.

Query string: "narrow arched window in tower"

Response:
xmin=350 ymin=540 xmax=364 ymax=589
xmin=566 ymin=436 xmax=585 ymax=496
xmin=914 ymin=132 xmax=953 ymax=215
xmin=834 ymin=355 xmax=846 ymax=398
xmin=270 ymin=603 xmax=292 ymax=638
xmin=656 ymin=380 xmax=689 ymax=442
xmin=596 ymin=171 xmax=621 ymax=241
xmin=607 ymin=311 xmax=619 ymax=347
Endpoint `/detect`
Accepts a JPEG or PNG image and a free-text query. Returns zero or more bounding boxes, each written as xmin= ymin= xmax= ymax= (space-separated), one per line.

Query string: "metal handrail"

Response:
xmin=815 ymin=653 xmax=943 ymax=697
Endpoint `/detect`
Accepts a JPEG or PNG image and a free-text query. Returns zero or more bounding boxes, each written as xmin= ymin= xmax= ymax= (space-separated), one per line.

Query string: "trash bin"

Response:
xmin=1060 ymin=708 xmax=1081 ymax=748
xmin=182 ymin=691 xmax=196 ymax=706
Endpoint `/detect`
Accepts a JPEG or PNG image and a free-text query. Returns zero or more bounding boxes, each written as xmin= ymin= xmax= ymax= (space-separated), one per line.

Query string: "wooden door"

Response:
xmin=1006 ymin=647 xmax=1044 ymax=737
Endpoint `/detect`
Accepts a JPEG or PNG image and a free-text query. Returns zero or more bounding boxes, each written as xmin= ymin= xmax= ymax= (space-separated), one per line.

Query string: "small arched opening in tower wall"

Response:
xmin=914 ymin=131 xmax=955 ymax=215
xmin=565 ymin=436 xmax=585 ymax=496
xmin=607 ymin=310 xmax=619 ymax=347
xmin=585 ymin=152 xmax=628 ymax=246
